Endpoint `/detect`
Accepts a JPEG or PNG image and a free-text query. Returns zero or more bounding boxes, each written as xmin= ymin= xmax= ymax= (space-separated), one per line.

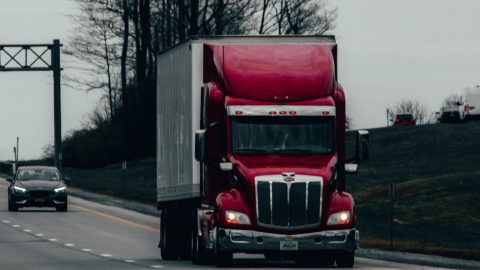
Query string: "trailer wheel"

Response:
xmin=336 ymin=250 xmax=354 ymax=268
xmin=160 ymin=209 xmax=178 ymax=260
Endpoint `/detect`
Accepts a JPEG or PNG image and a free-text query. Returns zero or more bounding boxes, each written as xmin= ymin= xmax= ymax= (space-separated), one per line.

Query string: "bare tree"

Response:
xmin=388 ymin=98 xmax=430 ymax=125
xmin=441 ymin=93 xmax=463 ymax=108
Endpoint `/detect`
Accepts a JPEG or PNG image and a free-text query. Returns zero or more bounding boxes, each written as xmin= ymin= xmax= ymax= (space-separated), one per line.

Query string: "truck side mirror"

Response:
xmin=344 ymin=163 xmax=358 ymax=175
xmin=195 ymin=130 xmax=206 ymax=162
xmin=356 ymin=130 xmax=369 ymax=162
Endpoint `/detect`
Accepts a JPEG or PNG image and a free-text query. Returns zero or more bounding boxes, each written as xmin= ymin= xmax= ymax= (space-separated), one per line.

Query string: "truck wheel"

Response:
xmin=160 ymin=206 xmax=193 ymax=260
xmin=160 ymin=209 xmax=179 ymax=260
xmin=191 ymin=211 xmax=213 ymax=265
xmin=336 ymin=250 xmax=354 ymax=268
xmin=215 ymin=234 xmax=233 ymax=267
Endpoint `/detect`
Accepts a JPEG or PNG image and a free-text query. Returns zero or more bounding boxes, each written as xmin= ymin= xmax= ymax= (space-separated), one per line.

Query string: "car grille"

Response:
xmin=26 ymin=190 xmax=54 ymax=198
xmin=255 ymin=175 xmax=323 ymax=230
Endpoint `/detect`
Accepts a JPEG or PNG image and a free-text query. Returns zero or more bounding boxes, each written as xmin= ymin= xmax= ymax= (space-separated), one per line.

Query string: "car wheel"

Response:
xmin=56 ymin=199 xmax=68 ymax=212
xmin=8 ymin=197 xmax=18 ymax=212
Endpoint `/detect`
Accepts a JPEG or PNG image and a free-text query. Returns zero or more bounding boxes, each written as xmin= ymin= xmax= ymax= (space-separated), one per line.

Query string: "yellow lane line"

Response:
xmin=71 ymin=205 xmax=160 ymax=234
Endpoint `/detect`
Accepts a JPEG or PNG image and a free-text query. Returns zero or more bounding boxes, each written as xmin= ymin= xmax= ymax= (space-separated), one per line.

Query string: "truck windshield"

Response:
xmin=231 ymin=116 xmax=333 ymax=154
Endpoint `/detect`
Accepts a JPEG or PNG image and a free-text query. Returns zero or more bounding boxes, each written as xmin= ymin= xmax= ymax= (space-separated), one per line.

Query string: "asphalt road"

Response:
xmin=0 ymin=178 xmax=455 ymax=270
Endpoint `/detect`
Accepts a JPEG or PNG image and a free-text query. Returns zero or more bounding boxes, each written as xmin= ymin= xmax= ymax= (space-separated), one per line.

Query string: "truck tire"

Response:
xmin=215 ymin=232 xmax=233 ymax=267
xmin=191 ymin=210 xmax=213 ymax=265
xmin=160 ymin=206 xmax=193 ymax=260
xmin=336 ymin=250 xmax=354 ymax=268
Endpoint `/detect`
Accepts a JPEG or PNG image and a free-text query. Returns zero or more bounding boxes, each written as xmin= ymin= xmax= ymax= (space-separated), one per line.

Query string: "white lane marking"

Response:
xmin=65 ymin=243 xmax=75 ymax=247
xmin=35 ymin=233 xmax=44 ymax=237
xmin=150 ymin=266 xmax=164 ymax=269
xmin=12 ymin=224 xmax=20 ymax=228
xmin=81 ymin=249 xmax=92 ymax=252
xmin=100 ymin=254 xmax=112 ymax=257
xmin=49 ymin=238 xmax=58 ymax=242
xmin=24 ymin=229 xmax=31 ymax=232
xmin=2 ymin=220 xmax=10 ymax=223
xmin=124 ymin=260 xmax=136 ymax=263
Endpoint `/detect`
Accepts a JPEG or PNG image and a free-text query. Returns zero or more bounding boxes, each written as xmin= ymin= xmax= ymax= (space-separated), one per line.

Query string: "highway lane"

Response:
xmin=0 ymin=178 xmax=455 ymax=269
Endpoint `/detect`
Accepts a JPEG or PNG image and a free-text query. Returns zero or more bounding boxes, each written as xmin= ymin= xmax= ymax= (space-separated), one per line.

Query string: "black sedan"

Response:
xmin=7 ymin=166 xmax=70 ymax=212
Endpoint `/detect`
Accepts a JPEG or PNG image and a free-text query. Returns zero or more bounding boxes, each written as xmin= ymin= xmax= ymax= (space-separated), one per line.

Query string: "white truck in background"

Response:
xmin=464 ymin=86 xmax=480 ymax=120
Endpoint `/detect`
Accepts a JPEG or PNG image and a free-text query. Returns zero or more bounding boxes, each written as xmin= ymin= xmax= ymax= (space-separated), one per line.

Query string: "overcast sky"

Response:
xmin=1 ymin=0 xmax=480 ymax=160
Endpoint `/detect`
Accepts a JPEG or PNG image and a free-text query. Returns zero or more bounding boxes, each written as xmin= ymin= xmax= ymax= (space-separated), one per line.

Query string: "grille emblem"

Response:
xmin=282 ymin=172 xmax=295 ymax=182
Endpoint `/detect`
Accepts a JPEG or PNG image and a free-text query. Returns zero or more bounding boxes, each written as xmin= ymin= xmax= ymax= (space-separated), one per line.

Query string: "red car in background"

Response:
xmin=394 ymin=114 xmax=416 ymax=126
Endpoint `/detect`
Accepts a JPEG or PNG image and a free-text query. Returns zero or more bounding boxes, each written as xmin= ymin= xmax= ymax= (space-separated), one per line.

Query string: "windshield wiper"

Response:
xmin=235 ymin=148 xmax=268 ymax=153
xmin=274 ymin=148 xmax=312 ymax=153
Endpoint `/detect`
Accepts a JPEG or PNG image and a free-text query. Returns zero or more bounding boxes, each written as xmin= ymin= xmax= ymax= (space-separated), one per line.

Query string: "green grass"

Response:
xmin=347 ymin=122 xmax=480 ymax=260
xmin=64 ymin=158 xmax=156 ymax=205
xmin=63 ymin=122 xmax=480 ymax=260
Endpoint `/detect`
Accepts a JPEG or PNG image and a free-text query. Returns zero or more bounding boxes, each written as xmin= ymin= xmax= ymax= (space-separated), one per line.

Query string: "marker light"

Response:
xmin=279 ymin=111 xmax=287 ymax=115
xmin=327 ymin=210 xmax=351 ymax=225
xmin=225 ymin=210 xmax=251 ymax=225
xmin=322 ymin=111 xmax=330 ymax=115
xmin=269 ymin=111 xmax=277 ymax=115
xmin=289 ymin=111 xmax=297 ymax=115
xmin=235 ymin=111 xmax=243 ymax=115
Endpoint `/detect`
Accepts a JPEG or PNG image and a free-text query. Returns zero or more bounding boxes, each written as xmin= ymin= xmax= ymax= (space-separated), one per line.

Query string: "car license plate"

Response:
xmin=280 ymin=241 xmax=298 ymax=250
xmin=35 ymin=198 xmax=45 ymax=203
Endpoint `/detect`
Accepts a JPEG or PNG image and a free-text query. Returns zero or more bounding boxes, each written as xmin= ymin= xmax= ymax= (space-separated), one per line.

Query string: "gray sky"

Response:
xmin=1 ymin=0 xmax=480 ymax=159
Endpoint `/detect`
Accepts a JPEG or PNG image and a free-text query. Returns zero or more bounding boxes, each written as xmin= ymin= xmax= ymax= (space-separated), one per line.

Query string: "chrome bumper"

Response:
xmin=218 ymin=228 xmax=359 ymax=252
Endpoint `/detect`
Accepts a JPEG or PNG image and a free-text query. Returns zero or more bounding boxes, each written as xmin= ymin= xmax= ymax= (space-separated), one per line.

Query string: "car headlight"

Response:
xmin=225 ymin=210 xmax=251 ymax=225
xmin=327 ymin=210 xmax=351 ymax=225
xmin=13 ymin=186 xmax=26 ymax=193
xmin=54 ymin=186 xmax=67 ymax=193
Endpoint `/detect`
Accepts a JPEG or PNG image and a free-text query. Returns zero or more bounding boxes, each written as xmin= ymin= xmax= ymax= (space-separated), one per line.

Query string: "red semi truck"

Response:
xmin=156 ymin=36 xmax=369 ymax=267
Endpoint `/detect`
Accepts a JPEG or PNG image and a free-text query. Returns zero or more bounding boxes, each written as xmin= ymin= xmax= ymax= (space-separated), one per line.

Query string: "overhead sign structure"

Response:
xmin=0 ymin=40 xmax=63 ymax=170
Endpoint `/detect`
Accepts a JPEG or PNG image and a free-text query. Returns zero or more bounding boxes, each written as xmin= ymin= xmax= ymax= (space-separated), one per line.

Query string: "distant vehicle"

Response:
xmin=6 ymin=166 xmax=70 ymax=212
xmin=394 ymin=114 xmax=416 ymax=126
xmin=464 ymin=86 xmax=480 ymax=120
xmin=439 ymin=102 xmax=466 ymax=123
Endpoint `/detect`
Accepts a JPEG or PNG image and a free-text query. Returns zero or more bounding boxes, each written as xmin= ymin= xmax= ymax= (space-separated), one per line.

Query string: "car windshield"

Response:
xmin=16 ymin=169 xmax=61 ymax=181
xmin=231 ymin=116 xmax=333 ymax=154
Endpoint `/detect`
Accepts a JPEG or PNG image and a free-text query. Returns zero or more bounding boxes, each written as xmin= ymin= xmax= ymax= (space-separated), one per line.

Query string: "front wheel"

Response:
xmin=336 ymin=250 xmax=355 ymax=268
xmin=215 ymin=231 xmax=233 ymax=267
xmin=191 ymin=211 xmax=213 ymax=265
xmin=8 ymin=196 xmax=18 ymax=212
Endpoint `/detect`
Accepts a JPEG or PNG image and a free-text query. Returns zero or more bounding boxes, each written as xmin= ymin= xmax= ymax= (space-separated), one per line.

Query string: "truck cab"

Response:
xmin=156 ymin=36 xmax=369 ymax=268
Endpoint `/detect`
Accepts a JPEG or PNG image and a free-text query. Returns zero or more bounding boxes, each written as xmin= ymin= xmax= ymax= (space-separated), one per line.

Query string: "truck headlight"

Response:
xmin=13 ymin=186 xmax=26 ymax=193
xmin=225 ymin=210 xmax=251 ymax=225
xmin=327 ymin=210 xmax=350 ymax=225
xmin=54 ymin=187 xmax=66 ymax=193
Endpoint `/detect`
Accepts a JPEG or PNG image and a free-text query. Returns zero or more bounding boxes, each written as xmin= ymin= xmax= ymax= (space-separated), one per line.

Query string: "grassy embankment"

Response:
xmin=64 ymin=122 xmax=480 ymax=260
xmin=347 ymin=122 xmax=480 ymax=260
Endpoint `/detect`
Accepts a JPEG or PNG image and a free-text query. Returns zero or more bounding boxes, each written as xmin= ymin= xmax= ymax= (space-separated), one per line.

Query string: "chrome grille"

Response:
xmin=255 ymin=175 xmax=323 ymax=229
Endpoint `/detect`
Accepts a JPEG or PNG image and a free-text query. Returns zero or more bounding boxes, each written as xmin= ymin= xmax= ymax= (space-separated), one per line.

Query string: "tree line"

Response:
xmin=61 ymin=0 xmax=338 ymax=168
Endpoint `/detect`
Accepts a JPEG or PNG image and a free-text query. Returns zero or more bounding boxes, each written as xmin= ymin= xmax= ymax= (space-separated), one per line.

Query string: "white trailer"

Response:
xmin=465 ymin=86 xmax=480 ymax=119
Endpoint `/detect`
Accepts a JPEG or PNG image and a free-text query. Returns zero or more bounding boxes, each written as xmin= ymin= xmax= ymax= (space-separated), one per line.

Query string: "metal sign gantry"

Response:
xmin=0 ymin=39 xmax=63 ymax=170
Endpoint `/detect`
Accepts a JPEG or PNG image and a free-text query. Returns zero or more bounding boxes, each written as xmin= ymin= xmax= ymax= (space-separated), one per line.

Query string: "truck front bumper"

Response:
xmin=217 ymin=228 xmax=359 ymax=252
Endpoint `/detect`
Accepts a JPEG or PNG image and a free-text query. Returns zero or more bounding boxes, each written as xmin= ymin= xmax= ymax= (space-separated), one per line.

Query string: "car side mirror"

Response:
xmin=64 ymin=177 xmax=71 ymax=186
xmin=344 ymin=163 xmax=358 ymax=175
xmin=195 ymin=130 xmax=206 ymax=162
xmin=356 ymin=130 xmax=370 ymax=162
xmin=6 ymin=177 xmax=14 ymax=184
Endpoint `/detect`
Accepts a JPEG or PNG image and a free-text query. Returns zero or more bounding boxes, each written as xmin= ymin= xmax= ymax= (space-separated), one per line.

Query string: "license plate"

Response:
xmin=35 ymin=198 xmax=45 ymax=203
xmin=280 ymin=241 xmax=298 ymax=250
